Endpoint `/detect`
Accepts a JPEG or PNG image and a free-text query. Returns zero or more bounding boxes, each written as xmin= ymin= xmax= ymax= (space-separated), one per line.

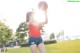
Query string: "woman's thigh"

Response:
xmin=30 ymin=44 xmax=38 ymax=53
xmin=38 ymin=43 xmax=46 ymax=53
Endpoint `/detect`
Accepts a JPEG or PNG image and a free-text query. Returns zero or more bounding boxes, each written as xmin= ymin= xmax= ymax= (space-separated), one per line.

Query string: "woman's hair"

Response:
xmin=26 ymin=12 xmax=33 ymax=22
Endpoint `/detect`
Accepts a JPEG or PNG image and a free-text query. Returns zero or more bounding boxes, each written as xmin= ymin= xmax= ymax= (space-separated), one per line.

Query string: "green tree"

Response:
xmin=0 ymin=21 xmax=13 ymax=50
xmin=50 ymin=33 xmax=55 ymax=40
xmin=15 ymin=22 xmax=28 ymax=45
xmin=56 ymin=30 xmax=64 ymax=41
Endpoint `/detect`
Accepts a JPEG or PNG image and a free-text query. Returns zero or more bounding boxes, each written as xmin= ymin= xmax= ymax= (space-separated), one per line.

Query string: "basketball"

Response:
xmin=38 ymin=1 xmax=48 ymax=10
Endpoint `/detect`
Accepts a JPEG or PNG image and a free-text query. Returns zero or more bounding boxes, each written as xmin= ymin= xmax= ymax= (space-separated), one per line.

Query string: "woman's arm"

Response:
xmin=39 ymin=10 xmax=48 ymax=25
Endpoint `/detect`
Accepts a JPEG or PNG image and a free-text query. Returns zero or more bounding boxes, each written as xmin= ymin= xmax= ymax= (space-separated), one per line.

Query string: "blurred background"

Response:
xmin=0 ymin=0 xmax=80 ymax=40
xmin=0 ymin=0 xmax=80 ymax=53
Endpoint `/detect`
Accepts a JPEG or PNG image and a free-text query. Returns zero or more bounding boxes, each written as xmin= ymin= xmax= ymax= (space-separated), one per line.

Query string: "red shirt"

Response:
xmin=29 ymin=23 xmax=41 ymax=37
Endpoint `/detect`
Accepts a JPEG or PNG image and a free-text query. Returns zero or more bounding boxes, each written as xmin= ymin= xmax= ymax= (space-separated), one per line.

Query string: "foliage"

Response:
xmin=50 ymin=33 xmax=55 ymax=40
xmin=44 ymin=40 xmax=57 ymax=44
xmin=56 ymin=30 xmax=64 ymax=38
xmin=16 ymin=22 xmax=28 ymax=38
xmin=0 ymin=22 xmax=13 ymax=46
xmin=15 ymin=22 xmax=28 ymax=45
xmin=40 ymin=26 xmax=45 ymax=35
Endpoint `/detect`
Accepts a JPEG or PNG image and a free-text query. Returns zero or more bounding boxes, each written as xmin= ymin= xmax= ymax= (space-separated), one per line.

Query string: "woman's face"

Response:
xmin=29 ymin=13 xmax=34 ymax=21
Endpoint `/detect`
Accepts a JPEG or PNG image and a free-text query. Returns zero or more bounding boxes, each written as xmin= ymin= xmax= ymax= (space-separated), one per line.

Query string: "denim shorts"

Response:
xmin=28 ymin=37 xmax=43 ymax=46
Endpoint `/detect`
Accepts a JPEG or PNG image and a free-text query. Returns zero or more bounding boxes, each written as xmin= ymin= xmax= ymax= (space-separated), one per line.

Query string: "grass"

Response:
xmin=5 ymin=40 xmax=80 ymax=53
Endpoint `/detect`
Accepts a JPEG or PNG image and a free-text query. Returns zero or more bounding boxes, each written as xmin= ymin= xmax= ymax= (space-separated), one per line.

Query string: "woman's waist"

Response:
xmin=29 ymin=36 xmax=42 ymax=40
xmin=29 ymin=34 xmax=41 ymax=37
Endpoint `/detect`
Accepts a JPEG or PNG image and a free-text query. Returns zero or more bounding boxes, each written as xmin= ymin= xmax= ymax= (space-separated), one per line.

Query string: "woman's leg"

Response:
xmin=38 ymin=43 xmax=46 ymax=53
xmin=30 ymin=44 xmax=38 ymax=53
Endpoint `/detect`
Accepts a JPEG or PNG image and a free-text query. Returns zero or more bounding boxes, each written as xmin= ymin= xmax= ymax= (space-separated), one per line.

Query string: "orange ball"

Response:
xmin=38 ymin=1 xmax=48 ymax=10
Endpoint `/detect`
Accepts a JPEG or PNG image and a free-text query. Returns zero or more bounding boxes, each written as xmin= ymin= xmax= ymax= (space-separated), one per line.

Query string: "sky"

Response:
xmin=0 ymin=0 xmax=80 ymax=39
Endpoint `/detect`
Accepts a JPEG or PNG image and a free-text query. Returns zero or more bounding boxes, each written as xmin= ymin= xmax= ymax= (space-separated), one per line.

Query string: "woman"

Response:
xmin=26 ymin=1 xmax=48 ymax=53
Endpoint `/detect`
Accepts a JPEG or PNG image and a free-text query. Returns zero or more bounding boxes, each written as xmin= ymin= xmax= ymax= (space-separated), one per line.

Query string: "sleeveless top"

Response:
xmin=29 ymin=23 xmax=41 ymax=37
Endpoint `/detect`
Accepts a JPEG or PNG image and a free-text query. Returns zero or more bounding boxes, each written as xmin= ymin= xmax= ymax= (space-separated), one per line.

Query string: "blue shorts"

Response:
xmin=28 ymin=37 xmax=43 ymax=46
